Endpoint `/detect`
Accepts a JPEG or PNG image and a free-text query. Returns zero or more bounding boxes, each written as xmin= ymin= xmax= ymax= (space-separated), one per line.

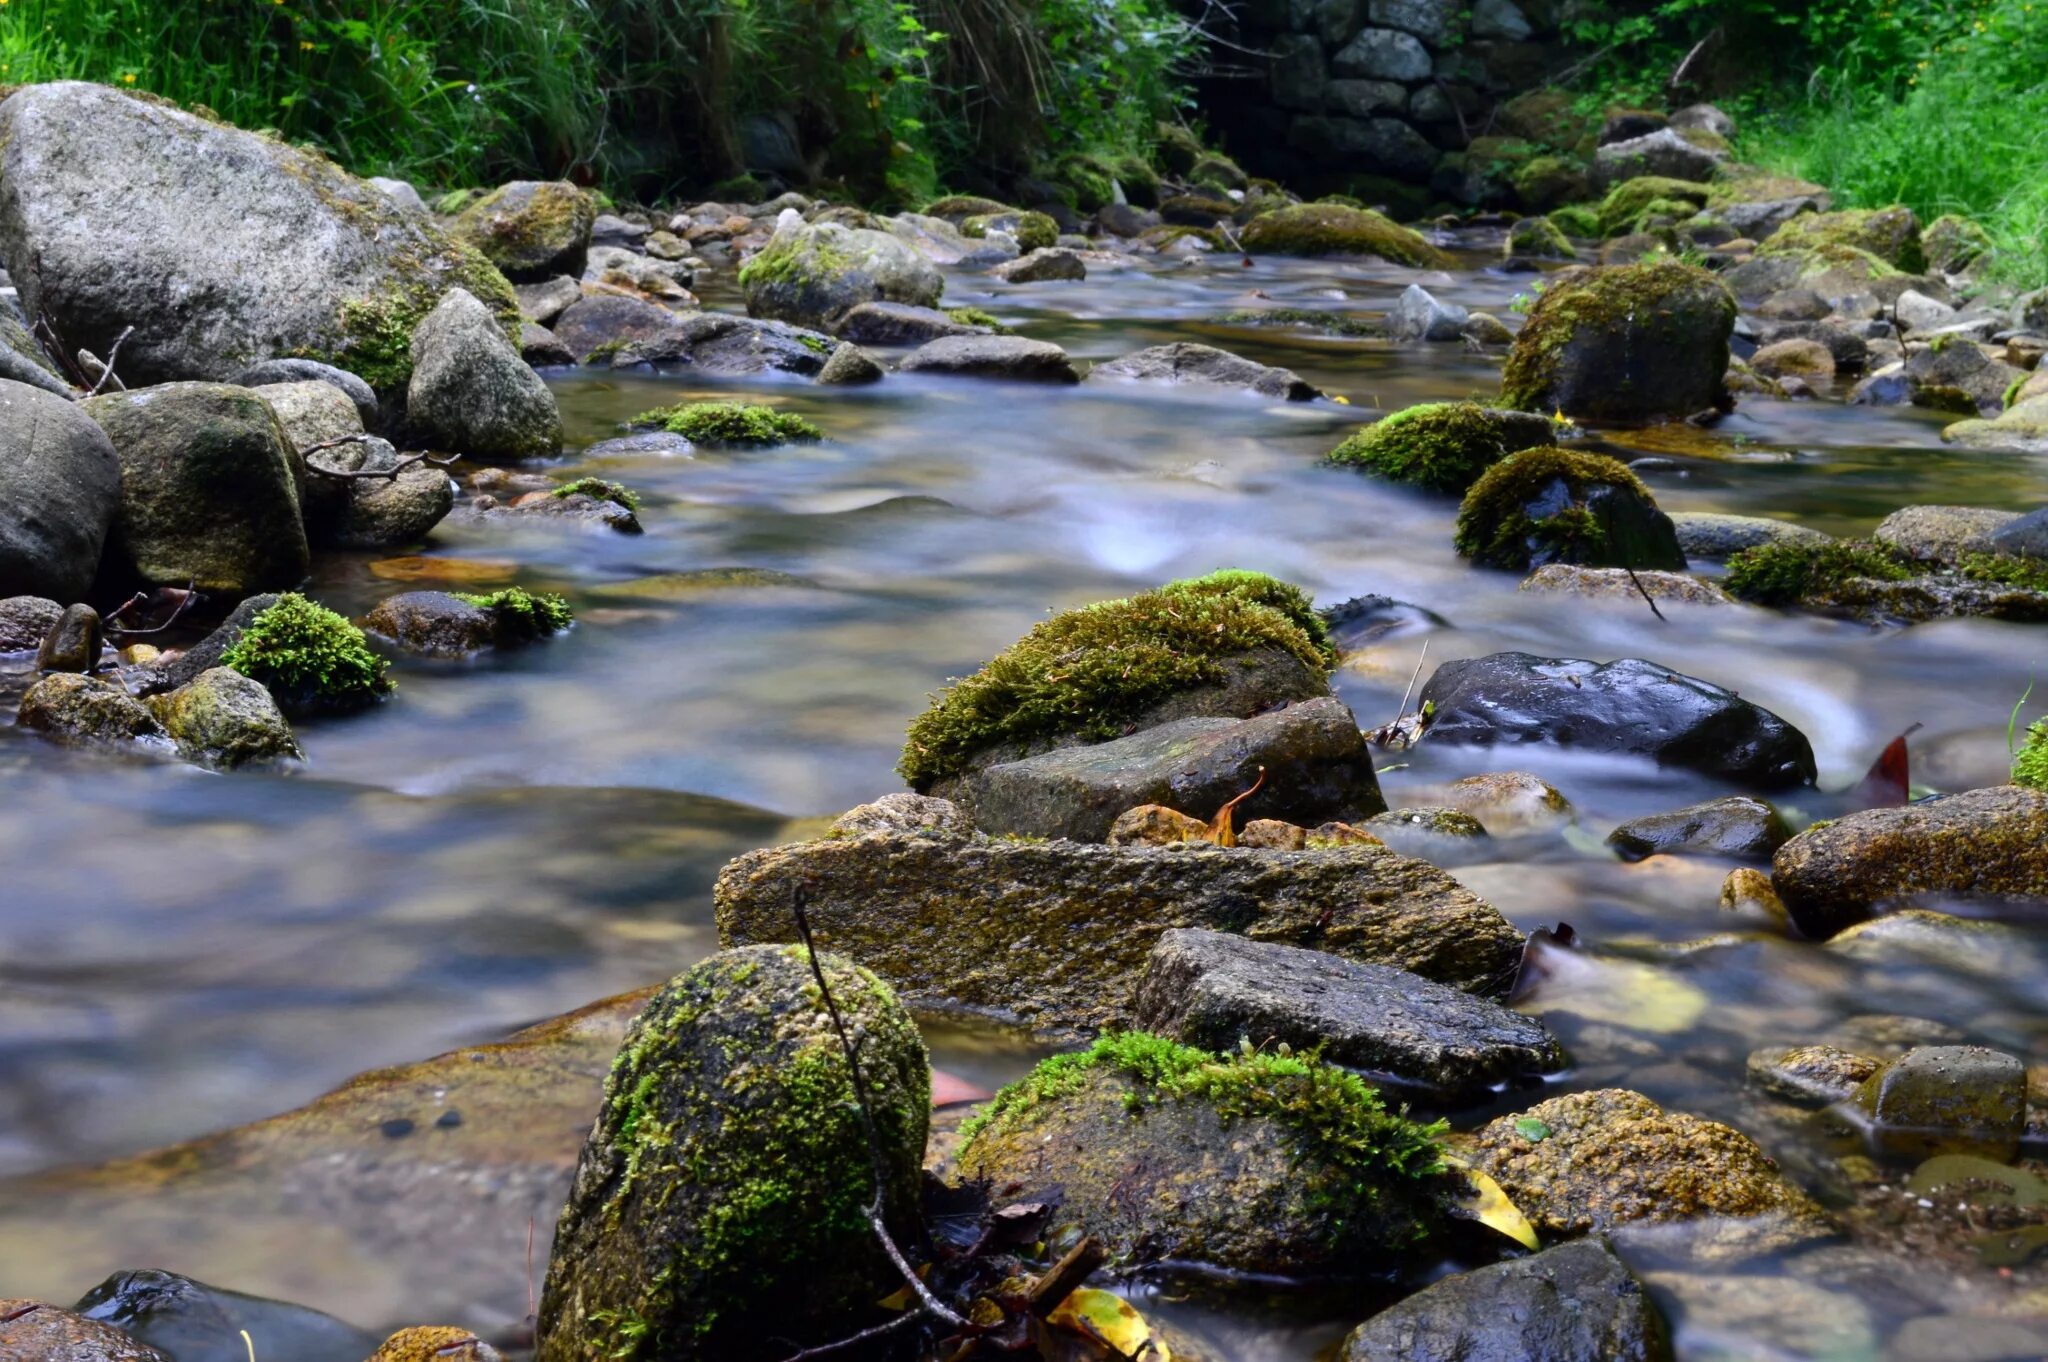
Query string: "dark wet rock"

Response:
xmin=989 ymin=247 xmax=1086 ymax=283
xmin=1089 ymin=342 xmax=1320 ymax=401
xmin=145 ymin=667 xmax=301 ymax=769
xmin=1593 ymin=128 xmax=1725 ymax=190
xmin=1854 ymin=1046 xmax=2026 ymax=1160
xmin=1500 ymin=261 xmax=1735 ymax=423
xmin=1455 ymin=448 xmax=1684 ymax=572
xmin=0 ymin=596 xmax=64 ymax=654
xmin=74 ymin=1269 xmax=376 ymax=1362
xmin=231 ymin=359 xmax=381 ymax=430
xmin=1873 ymin=505 xmax=2018 ymax=564
xmin=815 ymin=341 xmax=885 ymax=386
xmin=1134 ymin=928 xmax=1562 ymax=1099
xmin=0 ymin=381 xmax=121 ymax=602
xmin=834 ymin=301 xmax=978 ymax=346
xmin=964 ymin=697 xmax=1386 ymax=841
xmin=452 ymin=181 xmax=595 ymax=282
xmin=1746 ymin=1045 xmax=1883 ymax=1105
xmin=827 ymin=792 xmax=975 ymax=839
xmin=513 ymin=276 xmax=583 ymax=327
xmin=405 ymin=288 xmax=561 ymax=462
xmin=1419 ymin=653 xmax=1817 ymax=790
xmin=131 ymin=595 xmax=279 ymax=698
xmin=1520 ymin=565 xmax=1733 ymax=607
xmin=520 ymin=321 xmax=576 ymax=368
xmin=1757 ymin=319 xmax=1871 ymax=374
xmin=82 ymin=382 xmax=309 ymax=596
xmin=957 ymin=1033 xmax=1448 ymax=1276
xmin=1387 ymin=284 xmax=1470 ymax=343
xmin=715 ymin=829 xmax=1524 ymax=1033
xmin=608 ymin=312 xmax=838 ymax=378
xmin=1339 ymin=1238 xmax=1671 ymax=1362
xmin=1469 ymin=1088 xmax=1835 ymax=1263
xmin=36 ymin=603 xmax=104 ymax=673
xmin=0 ymin=1301 xmax=172 ymax=1361
xmin=897 ymin=334 xmax=1081 ymax=383
xmin=1319 ymin=594 xmax=1448 ymax=648
xmin=1607 ymin=796 xmax=1792 ymax=863
xmin=17 ymin=673 xmax=170 ymax=753
xmin=740 ymin=218 xmax=944 ymax=330
xmin=548 ymin=295 xmax=685 ymax=362
xmin=360 ymin=592 xmax=499 ymax=656
xmin=1770 ymin=787 xmax=2048 ymax=938
xmin=536 ymin=946 xmax=927 ymax=1362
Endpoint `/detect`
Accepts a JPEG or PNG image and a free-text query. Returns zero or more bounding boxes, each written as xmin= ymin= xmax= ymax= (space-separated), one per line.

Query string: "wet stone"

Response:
xmin=1854 ymin=1045 xmax=2027 ymax=1160
xmin=0 ymin=1301 xmax=172 ymax=1362
xmin=73 ymin=1268 xmax=377 ymax=1362
xmin=1607 ymin=796 xmax=1792 ymax=863
xmin=1746 ymin=1044 xmax=1883 ymax=1105
xmin=0 ymin=595 xmax=63 ymax=653
xmin=36 ymin=602 xmax=103 ymax=673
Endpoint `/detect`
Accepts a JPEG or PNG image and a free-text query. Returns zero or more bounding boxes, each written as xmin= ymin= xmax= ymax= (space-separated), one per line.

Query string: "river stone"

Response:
xmin=964 ymin=697 xmax=1386 ymax=842
xmin=741 ymin=217 xmax=944 ymax=330
xmin=1468 ymin=1089 xmax=1835 ymax=1263
xmin=816 ymin=342 xmax=885 ymax=386
xmin=1521 ymin=565 xmax=1733 ymax=607
xmin=535 ymin=946 xmax=928 ymax=1362
xmin=834 ymin=301 xmax=978 ymax=346
xmin=453 ymin=182 xmax=595 ymax=282
xmin=231 ymin=360 xmax=381 ymax=431
xmin=521 ymin=322 xmax=576 ymax=368
xmin=146 ymin=667 xmax=302 ymax=770
xmin=0 ymin=304 xmax=74 ymax=396
xmin=1888 ymin=1315 xmax=2048 ymax=1362
xmin=37 ymin=603 xmax=104 ymax=674
xmin=1641 ymin=1274 xmax=1874 ymax=1360
xmin=0 ymin=380 xmax=122 ymax=602
xmin=1907 ymin=342 xmax=2023 ymax=417
xmin=131 ymin=594 xmax=280 ymax=698
xmin=17 ymin=673 xmax=170 ymax=753
xmin=1339 ymin=1239 xmax=1672 ymax=1362
xmin=1872 ymin=505 xmax=2019 ymax=563
xmin=1364 ymin=807 xmax=1490 ymax=857
xmin=1670 ymin=512 xmax=1831 ymax=559
xmin=306 ymin=438 xmax=454 ymax=549
xmin=74 ymin=1269 xmax=377 ymax=1362
xmin=1771 ymin=787 xmax=2048 ymax=939
xmin=1456 ymin=448 xmax=1684 ymax=572
xmin=828 ymin=792 xmax=976 ymax=839
xmin=361 ymin=592 xmax=500 ymax=656
xmin=1499 ymin=261 xmax=1735 ymax=423
xmin=258 ymin=379 xmax=363 ymax=534
xmin=1987 ymin=505 xmax=2048 ymax=558
xmin=1746 ymin=1045 xmax=1883 ymax=1105
xmin=1134 ymin=928 xmax=1562 ymax=1099
xmin=548 ymin=295 xmax=686 ymax=362
xmin=82 ymin=383 xmax=310 ymax=595
xmin=514 ymin=276 xmax=583 ymax=328
xmin=405 ymin=288 xmax=561 ymax=462
xmin=714 ymin=829 xmax=1524 ymax=1033
xmin=1607 ymin=796 xmax=1792 ymax=863
xmin=989 ymin=247 xmax=1086 ymax=283
xmin=606 ymin=312 xmax=834 ymax=377
xmin=1418 ymin=653 xmax=1818 ymax=790
xmin=1854 ymin=1046 xmax=2026 ymax=1160
xmin=0 ymin=1302 xmax=171 ymax=1361
xmin=0 ymin=596 xmax=64 ymax=653
xmin=0 ymin=82 xmax=516 ymax=388
xmin=897 ymin=334 xmax=1082 ymax=383
xmin=1433 ymin=770 xmax=1573 ymax=834
xmin=1388 ymin=284 xmax=1470 ymax=343
xmin=1089 ymin=342 xmax=1320 ymax=400
xmin=1593 ymin=128 xmax=1726 ymax=191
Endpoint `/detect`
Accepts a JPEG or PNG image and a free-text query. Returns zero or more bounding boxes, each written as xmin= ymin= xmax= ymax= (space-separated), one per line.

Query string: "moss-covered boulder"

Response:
xmin=146 ymin=666 xmax=302 ymax=769
xmin=453 ymin=181 xmax=597 ymax=282
xmin=957 ymin=1033 xmax=1447 ymax=1274
xmin=536 ymin=946 xmax=928 ymax=1362
xmin=738 ymin=218 xmax=943 ymax=331
xmin=960 ymin=209 xmax=1058 ymax=252
xmin=16 ymin=673 xmax=171 ymax=754
xmin=1499 ymin=261 xmax=1735 ymax=423
xmin=405 ymin=288 xmax=562 ymax=461
xmin=1240 ymin=204 xmax=1453 ymax=268
xmin=1759 ymin=206 xmax=1924 ymax=273
xmin=0 ymin=82 xmax=517 ymax=390
xmin=1854 ymin=1045 xmax=2026 ymax=1160
xmin=898 ymin=571 xmax=1334 ymax=789
xmin=1328 ymin=402 xmax=1557 ymax=493
xmin=1596 ymin=177 xmax=1710 ymax=237
xmin=1505 ymin=214 xmax=1576 ymax=261
xmin=219 ymin=592 xmax=392 ymax=717
xmin=1512 ymin=157 xmax=1592 ymax=214
xmin=1922 ymin=213 xmax=1994 ymax=275
xmin=1770 ymin=786 xmax=2048 ymax=939
xmin=1454 ymin=448 xmax=1683 ymax=572
xmin=1468 ymin=1089 xmax=1834 ymax=1263
xmin=83 ymin=382 xmax=310 ymax=596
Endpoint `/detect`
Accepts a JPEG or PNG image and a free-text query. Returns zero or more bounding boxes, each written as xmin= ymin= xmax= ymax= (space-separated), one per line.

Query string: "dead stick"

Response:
xmin=1025 ymin=1235 xmax=1107 ymax=1318
xmin=1624 ymin=566 xmax=1668 ymax=622
xmin=84 ymin=325 xmax=133 ymax=396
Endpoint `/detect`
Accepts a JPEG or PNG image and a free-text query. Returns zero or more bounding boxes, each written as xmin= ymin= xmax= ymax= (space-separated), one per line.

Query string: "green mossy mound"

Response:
xmin=2013 ymin=721 xmax=2048 ymax=790
xmin=1548 ymin=204 xmax=1602 ymax=238
xmin=957 ymin=1031 xmax=1447 ymax=1273
xmin=1760 ymin=206 xmax=1924 ymax=273
xmin=960 ymin=210 xmax=1058 ymax=252
xmin=921 ymin=195 xmax=1012 ymax=220
xmin=1957 ymin=552 xmax=2048 ymax=592
xmin=943 ymin=306 xmax=1010 ymax=333
xmin=1327 ymin=402 xmax=1558 ymax=494
xmin=898 ymin=570 xmax=1334 ymax=788
xmin=1510 ymin=155 xmax=1590 ymax=213
xmin=1923 ymin=214 xmax=1994 ymax=274
xmin=1722 ymin=541 xmax=1912 ymax=607
xmin=1596 ymin=177 xmax=1710 ymax=237
xmin=219 ymin=592 xmax=392 ymax=717
xmin=1455 ymin=447 xmax=1683 ymax=572
xmin=452 ymin=586 xmax=574 ymax=641
xmin=1240 ymin=204 xmax=1453 ymax=268
xmin=551 ymin=477 xmax=641 ymax=511
xmin=634 ymin=402 xmax=824 ymax=448
xmin=1504 ymin=215 xmax=1575 ymax=261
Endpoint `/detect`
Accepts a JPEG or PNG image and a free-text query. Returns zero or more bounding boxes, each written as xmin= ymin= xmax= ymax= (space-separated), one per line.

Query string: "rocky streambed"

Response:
xmin=0 ymin=80 xmax=2046 ymax=1362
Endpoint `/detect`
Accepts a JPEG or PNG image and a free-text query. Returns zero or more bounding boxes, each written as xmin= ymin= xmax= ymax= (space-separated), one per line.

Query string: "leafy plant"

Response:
xmin=220 ymin=592 xmax=391 ymax=714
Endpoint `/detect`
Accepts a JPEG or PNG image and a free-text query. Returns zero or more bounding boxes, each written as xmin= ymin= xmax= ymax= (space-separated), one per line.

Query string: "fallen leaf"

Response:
xmin=1044 ymin=1288 xmax=1168 ymax=1361
xmin=1849 ymin=723 xmax=1921 ymax=810
xmin=370 ymin=555 xmax=518 ymax=584
xmin=1442 ymin=1156 xmax=1539 ymax=1250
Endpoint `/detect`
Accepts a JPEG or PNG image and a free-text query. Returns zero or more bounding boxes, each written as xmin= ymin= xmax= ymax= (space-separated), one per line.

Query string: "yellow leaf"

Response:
xmin=1047 ymin=1288 xmax=1170 ymax=1361
xmin=1442 ymin=1156 xmax=1539 ymax=1250
xmin=1331 ymin=394 xmax=1351 ymax=405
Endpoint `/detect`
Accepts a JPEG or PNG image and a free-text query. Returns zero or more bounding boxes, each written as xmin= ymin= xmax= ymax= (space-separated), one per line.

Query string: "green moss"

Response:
xmin=1328 ymin=402 xmax=1555 ymax=494
xmin=1054 ymin=153 xmax=1119 ymax=212
xmin=1188 ymin=152 xmax=1249 ymax=194
xmin=316 ymin=236 xmax=520 ymax=391
xmin=735 ymin=227 xmax=854 ymax=293
xmin=1959 ymin=552 xmax=2048 ymax=592
xmin=2013 ymin=719 xmax=2048 ymax=790
xmin=1722 ymin=540 xmax=1912 ymax=607
xmin=220 ymin=593 xmax=392 ymax=713
xmin=1160 ymin=568 xmax=1334 ymax=661
xmin=1759 ymin=206 xmax=1925 ymax=273
xmin=1239 ymin=204 xmax=1452 ymax=268
xmin=1595 ymin=177 xmax=1710 ymax=237
xmin=1498 ymin=257 xmax=1730 ymax=414
xmin=1504 ymin=215 xmax=1575 ymax=261
xmin=897 ymin=571 xmax=1333 ymax=787
xmin=452 ymin=586 xmax=574 ymax=639
xmin=1923 ymin=214 xmax=1994 ymax=274
xmin=1454 ymin=447 xmax=1651 ymax=570
xmin=922 ymin=195 xmax=1012 ymax=220
xmin=633 ymin=402 xmax=824 ymax=447
xmin=552 ymin=477 xmax=641 ymax=511
xmin=960 ymin=210 xmax=1058 ymax=252
xmin=1548 ymin=203 xmax=1602 ymax=238
xmin=454 ymin=181 xmax=593 ymax=273
xmin=1154 ymin=121 xmax=1205 ymax=176
xmin=1212 ymin=308 xmax=1379 ymax=337
xmin=707 ymin=173 xmax=769 ymax=204
xmin=944 ymin=306 xmax=1010 ymax=333
xmin=432 ymin=188 xmax=481 ymax=215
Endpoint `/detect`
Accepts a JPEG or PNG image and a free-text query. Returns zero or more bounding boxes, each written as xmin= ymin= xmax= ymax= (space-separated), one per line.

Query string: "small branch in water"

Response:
xmin=1025 ymin=1235 xmax=1107 ymax=1317
xmin=1393 ymin=636 xmax=1430 ymax=726
xmin=777 ymin=1309 xmax=927 ymax=1362
xmin=1624 ymin=567 xmax=1668 ymax=623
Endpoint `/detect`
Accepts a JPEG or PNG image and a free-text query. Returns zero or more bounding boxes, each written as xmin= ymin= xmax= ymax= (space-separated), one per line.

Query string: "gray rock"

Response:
xmin=453 ymin=181 xmax=595 ymax=282
xmin=583 ymin=432 xmax=695 ymax=459
xmin=405 ymin=288 xmax=561 ymax=462
xmin=1388 ymin=283 xmax=1469 ymax=342
xmin=741 ymin=217 xmax=944 ymax=330
xmin=231 ymin=360 xmax=380 ymax=430
xmin=816 ymin=342 xmax=884 ymax=386
xmin=520 ymin=321 xmax=577 ymax=368
xmin=0 ymin=82 xmax=514 ymax=386
xmin=897 ymin=335 xmax=1081 ymax=383
xmin=36 ymin=603 xmax=103 ymax=673
xmin=361 ymin=591 xmax=503 ymax=656
xmin=0 ymin=595 xmax=64 ymax=653
xmin=255 ymin=379 xmax=362 ymax=462
xmin=1592 ymin=128 xmax=1726 ymax=191
xmin=1987 ymin=505 xmax=2048 ymax=558
xmin=1894 ymin=288 xmax=1957 ymax=333
xmin=1341 ymin=1239 xmax=1670 ymax=1362
xmin=1088 ymin=341 xmax=1320 ymax=400
xmin=1325 ymin=79 xmax=1407 ymax=119
xmin=1904 ymin=339 xmax=2023 ymax=416
xmin=1874 ymin=505 xmax=2019 ymax=563
xmin=587 ymin=212 xmax=650 ymax=250
xmin=83 ymin=382 xmax=309 ymax=595
xmin=1419 ymin=653 xmax=1817 ymax=789
xmin=834 ymin=301 xmax=978 ymax=346
xmin=1333 ymin=28 xmax=1434 ymax=82
xmin=714 ymin=831 xmax=1525 ymax=1033
xmin=1366 ymin=0 xmax=1454 ymax=44
xmin=17 ymin=672 xmax=170 ymax=753
xmin=988 ymin=247 xmax=1087 ymax=283
xmin=1468 ymin=0 xmax=1532 ymax=41
xmin=1720 ymin=196 xmax=1825 ymax=241
xmin=368 ymin=176 xmax=427 ymax=214
xmin=330 ymin=463 xmax=452 ymax=550
xmin=1135 ymin=928 xmax=1561 ymax=1098
xmin=0 ymin=304 xmax=75 ymax=397
xmin=1855 ymin=1045 xmax=2026 ymax=1160
xmin=147 ymin=666 xmax=301 ymax=769
xmin=1607 ymin=796 xmax=1792 ymax=863
xmin=514 ymin=276 xmax=583 ymax=327
xmin=966 ymin=697 xmax=1386 ymax=841
xmin=0 ymin=379 xmax=121 ymax=601
xmin=548 ymin=295 xmax=685 ymax=362
xmin=132 ymin=594 xmax=280 ymax=698
xmin=1364 ymin=807 xmax=1490 ymax=858
xmin=1746 ymin=1045 xmax=1883 ymax=1105
xmin=1671 ymin=103 xmax=1736 ymax=137
xmin=1888 ymin=1315 xmax=2048 ymax=1362
xmin=608 ymin=312 xmax=835 ymax=377
xmin=827 ymin=792 xmax=974 ymax=839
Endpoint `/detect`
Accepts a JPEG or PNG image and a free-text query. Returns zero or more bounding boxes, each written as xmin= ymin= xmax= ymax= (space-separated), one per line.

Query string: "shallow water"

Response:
xmin=3 ymin=242 xmax=2046 ymax=1356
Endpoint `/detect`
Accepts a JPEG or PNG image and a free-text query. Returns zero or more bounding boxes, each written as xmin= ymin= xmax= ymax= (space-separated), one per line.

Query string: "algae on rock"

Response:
xmin=1327 ymin=401 xmax=1557 ymax=494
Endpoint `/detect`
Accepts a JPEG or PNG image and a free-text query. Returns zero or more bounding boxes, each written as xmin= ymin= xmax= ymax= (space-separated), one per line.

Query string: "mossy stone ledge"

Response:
xmin=1238 ymin=204 xmax=1453 ymax=268
xmin=1328 ymin=401 xmax=1558 ymax=494
xmin=1454 ymin=447 xmax=1683 ymax=572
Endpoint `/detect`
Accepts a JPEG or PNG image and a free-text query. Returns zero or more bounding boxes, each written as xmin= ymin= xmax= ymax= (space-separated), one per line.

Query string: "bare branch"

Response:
xmin=84 ymin=325 xmax=133 ymax=396
xmin=299 ymin=434 xmax=460 ymax=482
xmin=1025 ymin=1235 xmax=1106 ymax=1318
xmin=777 ymin=1308 xmax=927 ymax=1361
xmin=1624 ymin=566 xmax=1668 ymax=623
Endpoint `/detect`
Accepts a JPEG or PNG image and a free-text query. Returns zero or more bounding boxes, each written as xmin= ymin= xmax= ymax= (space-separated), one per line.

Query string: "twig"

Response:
xmin=1624 ymin=566 xmax=1668 ymax=622
xmin=1392 ymin=636 xmax=1429 ymax=726
xmin=300 ymin=434 xmax=459 ymax=481
xmin=104 ymin=583 xmax=198 ymax=638
xmin=1024 ymin=1235 xmax=1107 ymax=1317
xmin=85 ymin=325 xmax=133 ymax=396
xmin=777 ymin=1309 xmax=927 ymax=1361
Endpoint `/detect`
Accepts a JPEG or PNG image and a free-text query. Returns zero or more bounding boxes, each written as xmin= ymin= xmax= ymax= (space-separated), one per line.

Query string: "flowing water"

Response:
xmin=3 ymin=239 xmax=2045 ymax=1357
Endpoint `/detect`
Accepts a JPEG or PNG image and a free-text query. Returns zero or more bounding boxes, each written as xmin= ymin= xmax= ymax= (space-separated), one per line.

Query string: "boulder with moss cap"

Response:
xmin=1328 ymin=401 xmax=1556 ymax=494
xmin=1455 ymin=448 xmax=1683 ymax=572
xmin=739 ymin=217 xmax=943 ymax=331
xmin=452 ymin=181 xmax=596 ymax=282
xmin=218 ymin=592 xmax=392 ymax=718
xmin=1500 ymin=261 xmax=1735 ymax=423
xmin=146 ymin=667 xmax=302 ymax=769
xmin=535 ymin=945 xmax=928 ymax=1362
xmin=1239 ymin=204 xmax=1453 ymax=268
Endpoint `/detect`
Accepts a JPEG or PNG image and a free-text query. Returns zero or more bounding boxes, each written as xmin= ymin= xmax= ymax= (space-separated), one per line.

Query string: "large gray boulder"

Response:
xmin=405 ymin=289 xmax=561 ymax=461
xmin=740 ymin=217 xmax=943 ymax=330
xmin=0 ymin=82 xmax=518 ymax=389
xmin=897 ymin=335 xmax=1081 ymax=383
xmin=1088 ymin=341 xmax=1320 ymax=400
xmin=0 ymin=378 xmax=121 ymax=600
xmin=83 ymin=382 xmax=309 ymax=595
xmin=1592 ymin=128 xmax=1727 ymax=190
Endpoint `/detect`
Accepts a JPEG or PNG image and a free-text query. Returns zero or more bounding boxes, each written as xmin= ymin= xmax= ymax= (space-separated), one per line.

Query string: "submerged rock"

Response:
xmin=146 ymin=667 xmax=302 ymax=770
xmin=715 ymin=825 xmax=1524 ymax=1032
xmin=1607 ymin=796 xmax=1791 ymax=863
xmin=536 ymin=946 xmax=928 ymax=1362
xmin=897 ymin=334 xmax=1082 ymax=383
xmin=1089 ymin=341 xmax=1320 ymax=400
xmin=1134 ymin=928 xmax=1562 ymax=1099
xmin=1853 ymin=1045 xmax=2026 ymax=1160
xmin=363 ymin=589 xmax=570 ymax=656
xmin=1499 ymin=261 xmax=1735 ymax=423
xmin=1746 ymin=1045 xmax=1883 ymax=1105
xmin=0 ymin=379 xmax=122 ymax=602
xmin=1455 ymin=448 xmax=1684 ymax=573
xmin=17 ymin=674 xmax=170 ymax=754
xmin=1419 ymin=653 xmax=1816 ymax=789
xmin=1521 ymin=565 xmax=1733 ymax=606
xmin=74 ymin=1269 xmax=377 ymax=1362
xmin=405 ymin=288 xmax=561 ymax=462
xmin=606 ymin=312 xmax=838 ymax=378
xmin=835 ymin=300 xmax=981 ymax=346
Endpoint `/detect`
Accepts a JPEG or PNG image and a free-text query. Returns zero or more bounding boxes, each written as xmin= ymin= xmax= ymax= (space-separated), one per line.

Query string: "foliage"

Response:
xmin=1959 ymin=552 xmax=2048 ymax=593
xmin=636 ymin=401 xmax=823 ymax=447
xmin=453 ymin=586 xmax=574 ymax=638
xmin=2014 ymin=719 xmax=2048 ymax=790
xmin=1721 ymin=540 xmax=1911 ymax=607
xmin=220 ymin=592 xmax=392 ymax=711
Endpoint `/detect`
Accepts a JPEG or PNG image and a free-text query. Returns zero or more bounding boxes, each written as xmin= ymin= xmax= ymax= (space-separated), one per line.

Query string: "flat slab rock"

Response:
xmin=714 ymin=817 xmax=1523 ymax=1034
xmin=1133 ymin=928 xmax=1562 ymax=1099
xmin=1087 ymin=341 xmax=1321 ymax=401
xmin=964 ymin=696 xmax=1386 ymax=842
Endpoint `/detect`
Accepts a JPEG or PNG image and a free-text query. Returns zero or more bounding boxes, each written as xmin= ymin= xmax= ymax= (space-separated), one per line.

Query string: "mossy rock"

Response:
xmin=1054 ymin=153 xmax=1120 ymax=212
xmin=16 ymin=672 xmax=170 ymax=753
xmin=1159 ymin=194 xmax=1238 ymax=226
xmin=534 ymin=945 xmax=928 ymax=1362
xmin=959 ymin=210 xmax=1058 ymax=252
xmin=920 ymin=194 xmax=1012 ymax=222
xmin=1595 ymin=177 xmax=1710 ymax=238
xmin=452 ymin=181 xmax=597 ymax=283
xmin=219 ymin=592 xmax=393 ymax=717
xmin=1498 ymin=260 xmax=1735 ymax=423
xmin=1509 ymin=155 xmax=1590 ymax=213
xmin=1702 ymin=168 xmax=1830 ymax=210
xmin=1155 ymin=121 xmax=1205 ymax=176
xmin=1189 ymin=151 xmax=1249 ymax=195
xmin=1327 ymin=401 xmax=1557 ymax=494
xmin=1110 ymin=154 xmax=1163 ymax=209
xmin=2015 ymin=721 xmax=2048 ymax=791
xmin=1722 ymin=540 xmax=1911 ymax=608
xmin=1455 ymin=447 xmax=1683 ymax=572
xmin=957 ymin=1033 xmax=1446 ymax=1274
xmin=1759 ymin=206 xmax=1924 ymax=273
xmin=633 ymin=401 xmax=823 ymax=448
xmin=1922 ymin=214 xmax=1994 ymax=275
xmin=1504 ymin=215 xmax=1575 ymax=261
xmin=898 ymin=570 xmax=1335 ymax=788
xmin=1239 ymin=204 xmax=1452 ymax=268
xmin=147 ymin=666 xmax=302 ymax=769
xmin=1548 ymin=203 xmax=1602 ymax=238
xmin=738 ymin=219 xmax=943 ymax=331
